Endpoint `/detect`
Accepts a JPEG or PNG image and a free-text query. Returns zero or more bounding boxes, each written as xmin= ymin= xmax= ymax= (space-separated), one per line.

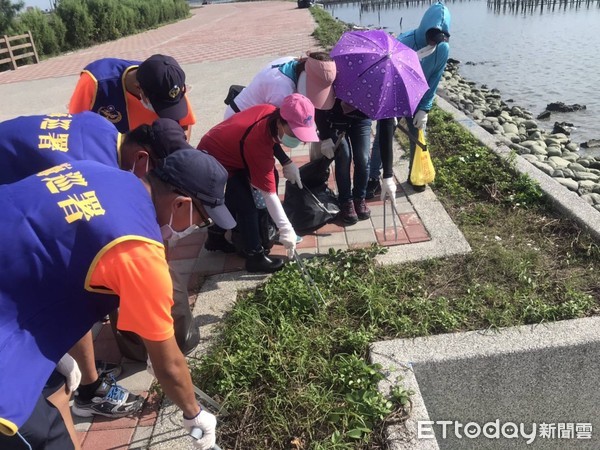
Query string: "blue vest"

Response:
xmin=0 ymin=111 xmax=121 ymax=184
xmin=83 ymin=58 xmax=141 ymax=133
xmin=0 ymin=161 xmax=163 ymax=433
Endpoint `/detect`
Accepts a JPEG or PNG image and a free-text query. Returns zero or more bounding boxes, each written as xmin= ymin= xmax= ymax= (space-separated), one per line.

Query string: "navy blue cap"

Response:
xmin=154 ymin=149 xmax=236 ymax=230
xmin=151 ymin=118 xmax=193 ymax=159
xmin=137 ymin=54 xmax=188 ymax=121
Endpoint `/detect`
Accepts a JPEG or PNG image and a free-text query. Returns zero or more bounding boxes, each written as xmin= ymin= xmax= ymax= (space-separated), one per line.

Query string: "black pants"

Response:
xmin=225 ymin=172 xmax=264 ymax=253
xmin=0 ymin=393 xmax=74 ymax=450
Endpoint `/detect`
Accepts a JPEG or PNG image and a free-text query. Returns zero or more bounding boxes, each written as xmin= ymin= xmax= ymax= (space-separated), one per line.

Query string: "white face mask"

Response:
xmin=160 ymin=202 xmax=199 ymax=246
xmin=141 ymin=97 xmax=155 ymax=112
xmin=417 ymin=45 xmax=437 ymax=60
xmin=129 ymin=157 xmax=149 ymax=175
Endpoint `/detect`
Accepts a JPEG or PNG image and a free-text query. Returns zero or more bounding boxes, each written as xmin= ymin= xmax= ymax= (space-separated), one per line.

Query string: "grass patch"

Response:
xmin=310 ymin=6 xmax=350 ymax=50
xmin=189 ymin=8 xmax=600 ymax=449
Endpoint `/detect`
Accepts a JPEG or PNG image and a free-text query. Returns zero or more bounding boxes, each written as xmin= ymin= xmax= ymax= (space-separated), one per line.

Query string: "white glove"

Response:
xmin=413 ymin=110 xmax=428 ymax=129
xmin=282 ymin=162 xmax=303 ymax=189
xmin=278 ymin=225 xmax=297 ymax=257
xmin=56 ymin=353 xmax=81 ymax=393
xmin=183 ymin=408 xmax=217 ymax=450
xmin=320 ymin=138 xmax=335 ymax=159
xmin=380 ymin=177 xmax=397 ymax=206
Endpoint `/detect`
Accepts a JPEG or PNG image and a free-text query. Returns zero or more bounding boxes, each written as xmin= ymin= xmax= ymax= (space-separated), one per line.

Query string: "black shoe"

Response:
xmin=353 ymin=198 xmax=371 ymax=220
xmin=205 ymin=231 xmax=236 ymax=253
xmin=407 ymin=179 xmax=426 ymax=192
xmin=365 ymin=178 xmax=381 ymax=200
xmin=72 ymin=376 xmax=143 ymax=418
xmin=245 ymin=249 xmax=285 ymax=273
xmin=339 ymin=199 xmax=358 ymax=225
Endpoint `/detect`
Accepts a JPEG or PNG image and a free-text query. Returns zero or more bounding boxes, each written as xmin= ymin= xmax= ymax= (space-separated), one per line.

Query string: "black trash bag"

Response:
xmin=283 ymin=182 xmax=340 ymax=235
xmin=108 ymin=310 xmax=147 ymax=362
xmin=299 ymin=156 xmax=334 ymax=189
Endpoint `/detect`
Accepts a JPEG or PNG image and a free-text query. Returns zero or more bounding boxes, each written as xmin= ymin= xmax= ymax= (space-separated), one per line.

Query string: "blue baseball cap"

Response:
xmin=137 ymin=54 xmax=188 ymax=121
xmin=150 ymin=118 xmax=193 ymax=158
xmin=153 ymin=149 xmax=236 ymax=230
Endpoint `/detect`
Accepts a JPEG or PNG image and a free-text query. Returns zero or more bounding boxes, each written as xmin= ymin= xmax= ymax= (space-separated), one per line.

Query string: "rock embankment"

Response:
xmin=440 ymin=60 xmax=600 ymax=212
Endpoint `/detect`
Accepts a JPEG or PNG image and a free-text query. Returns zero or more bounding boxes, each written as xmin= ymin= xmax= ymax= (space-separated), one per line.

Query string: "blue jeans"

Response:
xmin=334 ymin=117 xmax=372 ymax=203
xmin=369 ymin=116 xmax=421 ymax=179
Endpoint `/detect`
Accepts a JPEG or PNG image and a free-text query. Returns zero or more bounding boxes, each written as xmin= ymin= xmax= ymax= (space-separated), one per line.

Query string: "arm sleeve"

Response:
xmin=260 ymin=190 xmax=292 ymax=230
xmin=90 ymin=240 xmax=175 ymax=341
xmin=68 ymin=73 xmax=96 ymax=113
xmin=378 ymin=118 xmax=396 ymax=179
xmin=273 ymin=143 xmax=291 ymax=165
xmin=417 ymin=42 xmax=450 ymax=112
xmin=314 ymin=108 xmax=333 ymax=141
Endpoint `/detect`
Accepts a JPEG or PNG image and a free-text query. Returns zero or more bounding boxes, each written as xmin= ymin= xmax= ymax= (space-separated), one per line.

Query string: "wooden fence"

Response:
xmin=0 ymin=31 xmax=40 ymax=72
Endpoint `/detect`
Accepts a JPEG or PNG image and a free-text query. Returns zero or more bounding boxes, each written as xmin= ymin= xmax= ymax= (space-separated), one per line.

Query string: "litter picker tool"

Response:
xmin=293 ymin=250 xmax=325 ymax=307
xmin=382 ymin=195 xmax=399 ymax=241
xmin=193 ymin=384 xmax=229 ymax=417
xmin=189 ymin=385 xmax=227 ymax=449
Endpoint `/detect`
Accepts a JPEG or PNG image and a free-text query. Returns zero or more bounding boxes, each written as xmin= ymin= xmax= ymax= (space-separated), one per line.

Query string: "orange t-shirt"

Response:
xmin=68 ymin=71 xmax=196 ymax=131
xmin=89 ymin=240 xmax=174 ymax=342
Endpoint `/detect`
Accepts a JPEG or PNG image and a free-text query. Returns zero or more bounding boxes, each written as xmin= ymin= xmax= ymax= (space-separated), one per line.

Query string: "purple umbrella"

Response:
xmin=330 ymin=30 xmax=429 ymax=120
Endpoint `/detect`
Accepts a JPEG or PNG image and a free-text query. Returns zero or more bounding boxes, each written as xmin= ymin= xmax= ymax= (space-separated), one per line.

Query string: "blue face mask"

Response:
xmin=280 ymin=131 xmax=302 ymax=149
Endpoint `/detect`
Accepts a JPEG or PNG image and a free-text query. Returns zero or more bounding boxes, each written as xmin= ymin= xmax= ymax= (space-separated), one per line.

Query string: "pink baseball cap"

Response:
xmin=280 ymin=93 xmax=319 ymax=143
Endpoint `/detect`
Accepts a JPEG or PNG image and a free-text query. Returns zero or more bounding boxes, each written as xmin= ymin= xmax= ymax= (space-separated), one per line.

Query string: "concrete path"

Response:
xmin=0 ymin=3 xmax=470 ymax=448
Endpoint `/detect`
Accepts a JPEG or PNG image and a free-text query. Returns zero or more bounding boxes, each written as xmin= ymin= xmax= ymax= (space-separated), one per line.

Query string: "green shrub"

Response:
xmin=114 ymin=2 xmax=139 ymax=35
xmin=56 ymin=0 xmax=94 ymax=49
xmin=0 ymin=0 xmax=24 ymax=36
xmin=16 ymin=8 xmax=61 ymax=56
xmin=2 ymin=0 xmax=190 ymax=59
xmin=87 ymin=0 xmax=120 ymax=42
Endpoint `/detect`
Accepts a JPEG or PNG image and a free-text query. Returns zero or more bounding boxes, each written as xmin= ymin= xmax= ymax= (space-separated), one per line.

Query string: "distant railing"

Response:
xmin=0 ymin=31 xmax=40 ymax=72
xmin=488 ymin=0 xmax=600 ymax=13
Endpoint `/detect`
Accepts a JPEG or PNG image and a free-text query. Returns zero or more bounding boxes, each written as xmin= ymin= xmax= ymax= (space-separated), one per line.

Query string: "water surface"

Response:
xmin=325 ymin=0 xmax=600 ymax=147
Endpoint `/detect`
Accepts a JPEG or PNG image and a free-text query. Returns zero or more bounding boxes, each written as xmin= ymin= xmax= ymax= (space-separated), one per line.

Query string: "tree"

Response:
xmin=0 ymin=0 xmax=24 ymax=35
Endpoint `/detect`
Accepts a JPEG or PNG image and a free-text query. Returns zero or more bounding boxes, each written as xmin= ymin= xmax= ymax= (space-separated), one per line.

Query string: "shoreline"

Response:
xmin=439 ymin=60 xmax=600 ymax=212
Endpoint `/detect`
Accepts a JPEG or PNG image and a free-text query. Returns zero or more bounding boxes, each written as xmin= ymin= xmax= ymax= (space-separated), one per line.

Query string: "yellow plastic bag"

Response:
xmin=410 ymin=129 xmax=435 ymax=186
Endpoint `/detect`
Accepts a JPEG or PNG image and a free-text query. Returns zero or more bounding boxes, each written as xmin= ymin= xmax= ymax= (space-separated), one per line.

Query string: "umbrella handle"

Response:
xmin=395 ymin=123 xmax=427 ymax=151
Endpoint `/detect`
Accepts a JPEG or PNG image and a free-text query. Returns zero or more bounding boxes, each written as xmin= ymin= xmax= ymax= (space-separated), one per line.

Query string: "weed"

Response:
xmin=310 ymin=6 xmax=351 ymax=50
xmin=187 ymin=9 xmax=600 ymax=450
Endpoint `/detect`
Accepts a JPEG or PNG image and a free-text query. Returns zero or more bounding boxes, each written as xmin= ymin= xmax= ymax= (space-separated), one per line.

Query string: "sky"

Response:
xmin=22 ymin=0 xmax=54 ymax=11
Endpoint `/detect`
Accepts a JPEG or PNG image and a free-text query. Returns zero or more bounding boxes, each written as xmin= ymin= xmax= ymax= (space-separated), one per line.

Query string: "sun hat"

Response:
xmin=153 ymin=149 xmax=236 ymax=230
xmin=136 ymin=54 xmax=188 ymax=121
xmin=280 ymin=93 xmax=319 ymax=143
xmin=304 ymin=56 xmax=336 ymax=110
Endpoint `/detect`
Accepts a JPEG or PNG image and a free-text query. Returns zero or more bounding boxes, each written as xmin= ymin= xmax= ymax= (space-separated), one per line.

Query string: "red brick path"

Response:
xmin=0 ymin=2 xmax=318 ymax=84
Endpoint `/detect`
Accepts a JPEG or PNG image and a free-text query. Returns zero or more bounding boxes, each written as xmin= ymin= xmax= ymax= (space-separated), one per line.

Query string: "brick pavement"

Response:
xmin=0 ymin=2 xmax=317 ymax=84
xmin=0 ymin=3 xmax=431 ymax=448
xmin=169 ymin=142 xmax=430 ymax=280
